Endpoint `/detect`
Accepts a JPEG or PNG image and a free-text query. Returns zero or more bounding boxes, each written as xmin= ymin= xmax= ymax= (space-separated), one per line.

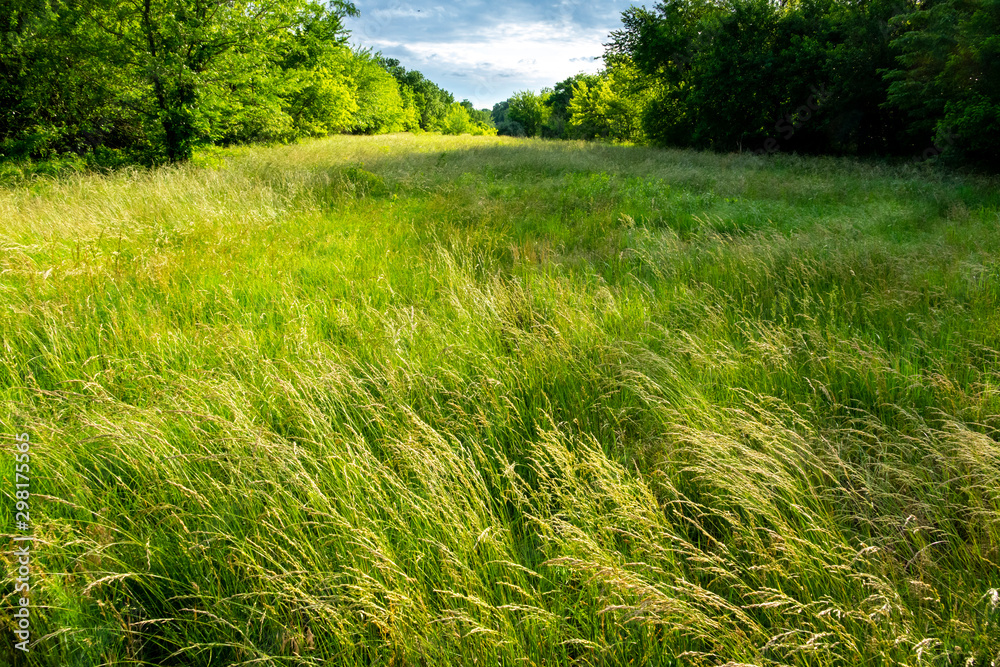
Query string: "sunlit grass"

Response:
xmin=1 ymin=133 xmax=999 ymax=666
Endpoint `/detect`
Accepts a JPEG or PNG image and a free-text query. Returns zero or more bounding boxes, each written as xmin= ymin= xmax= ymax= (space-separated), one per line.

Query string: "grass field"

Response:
xmin=2 ymin=133 xmax=999 ymax=666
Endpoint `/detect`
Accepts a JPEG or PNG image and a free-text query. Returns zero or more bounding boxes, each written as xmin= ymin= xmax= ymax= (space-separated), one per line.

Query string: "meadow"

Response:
xmin=1 ymin=133 xmax=999 ymax=666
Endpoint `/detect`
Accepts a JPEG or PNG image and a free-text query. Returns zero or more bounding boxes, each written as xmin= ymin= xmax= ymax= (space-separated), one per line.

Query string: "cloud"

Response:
xmin=347 ymin=0 xmax=634 ymax=108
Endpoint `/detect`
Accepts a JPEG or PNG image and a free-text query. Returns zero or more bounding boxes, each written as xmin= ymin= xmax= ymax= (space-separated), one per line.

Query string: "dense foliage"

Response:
xmin=377 ymin=59 xmax=495 ymax=136
xmin=885 ymin=0 xmax=1000 ymax=166
xmin=495 ymin=0 xmax=997 ymax=169
xmin=9 ymin=0 xmax=993 ymax=167
xmin=0 ymin=0 xmax=491 ymax=164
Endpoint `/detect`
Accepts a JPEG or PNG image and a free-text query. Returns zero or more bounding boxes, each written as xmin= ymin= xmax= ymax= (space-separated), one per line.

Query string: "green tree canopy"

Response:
xmin=0 ymin=0 xmax=462 ymax=164
xmin=506 ymin=90 xmax=549 ymax=138
xmin=887 ymin=0 xmax=1000 ymax=167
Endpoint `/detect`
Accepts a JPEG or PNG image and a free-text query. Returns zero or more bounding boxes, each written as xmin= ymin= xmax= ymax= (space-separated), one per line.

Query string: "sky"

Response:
xmin=346 ymin=1 xmax=638 ymax=110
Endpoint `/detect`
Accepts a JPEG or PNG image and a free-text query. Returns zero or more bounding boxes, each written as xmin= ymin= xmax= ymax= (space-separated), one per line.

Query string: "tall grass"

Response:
xmin=1 ymin=133 xmax=998 ymax=666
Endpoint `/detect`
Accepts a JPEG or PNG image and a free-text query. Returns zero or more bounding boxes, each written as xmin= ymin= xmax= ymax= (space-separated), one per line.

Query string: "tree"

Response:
xmin=275 ymin=2 xmax=362 ymax=137
xmin=0 ymin=0 xmax=150 ymax=160
xmin=540 ymin=74 xmax=595 ymax=138
xmin=379 ymin=58 xmax=454 ymax=131
xmin=0 ymin=1 xmax=467 ymax=163
xmin=79 ymin=0 xmax=358 ymax=160
xmin=568 ymin=64 xmax=654 ymax=143
xmin=886 ymin=0 xmax=1000 ymax=167
xmin=440 ymin=102 xmax=496 ymax=136
xmin=606 ymin=0 xmax=914 ymax=155
xmin=491 ymin=101 xmax=525 ymax=137
xmin=461 ymin=100 xmax=496 ymax=133
xmin=343 ymin=48 xmax=408 ymax=134
xmin=506 ymin=90 xmax=549 ymax=138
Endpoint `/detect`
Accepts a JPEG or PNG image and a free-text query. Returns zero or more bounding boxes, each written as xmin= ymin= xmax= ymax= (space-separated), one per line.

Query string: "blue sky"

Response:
xmin=346 ymin=1 xmax=638 ymax=110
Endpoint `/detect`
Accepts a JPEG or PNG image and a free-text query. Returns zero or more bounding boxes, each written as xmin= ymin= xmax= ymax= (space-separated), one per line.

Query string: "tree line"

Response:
xmin=4 ymin=0 xmax=995 ymax=169
xmin=492 ymin=0 xmax=998 ymax=169
xmin=0 ymin=0 xmax=494 ymax=165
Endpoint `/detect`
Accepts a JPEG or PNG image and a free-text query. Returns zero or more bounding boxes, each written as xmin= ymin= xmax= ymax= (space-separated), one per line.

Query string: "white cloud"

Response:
xmin=360 ymin=21 xmax=608 ymax=107
xmin=347 ymin=1 xmax=632 ymax=108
